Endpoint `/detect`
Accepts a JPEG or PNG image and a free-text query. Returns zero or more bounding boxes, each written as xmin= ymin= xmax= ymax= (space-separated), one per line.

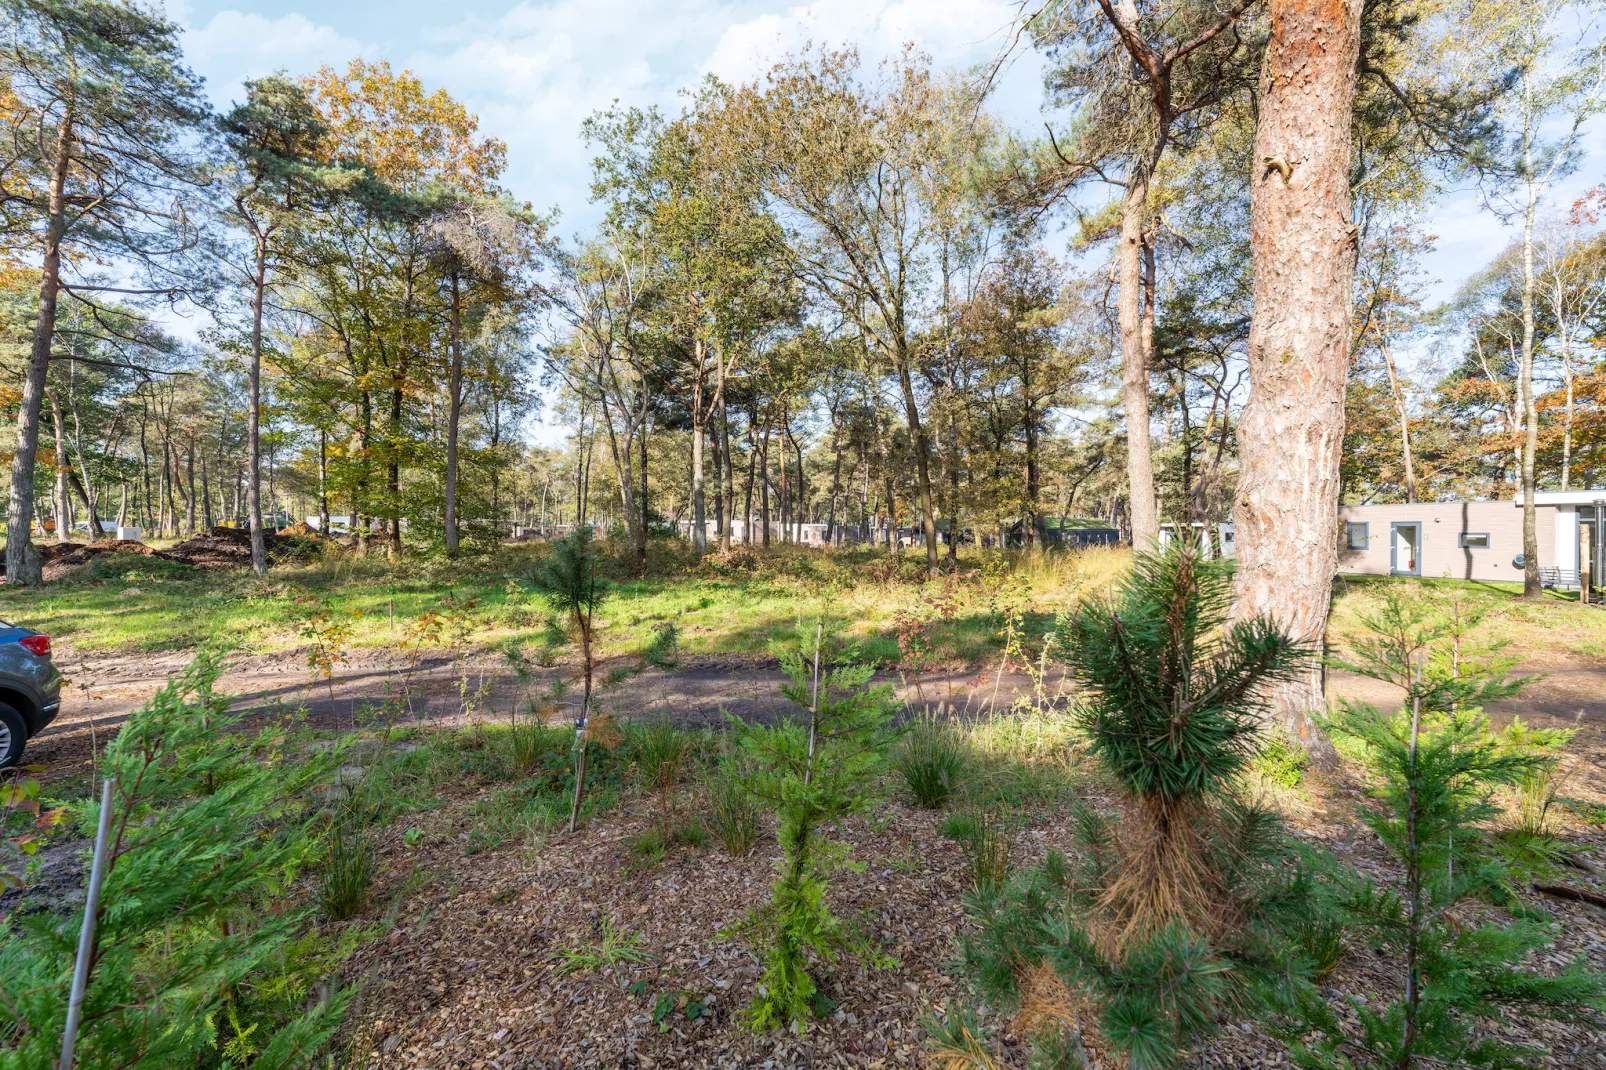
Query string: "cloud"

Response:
xmin=182 ymin=11 xmax=367 ymax=106
xmin=403 ymin=0 xmax=752 ymax=222
xmin=705 ymin=0 xmax=1026 ymax=86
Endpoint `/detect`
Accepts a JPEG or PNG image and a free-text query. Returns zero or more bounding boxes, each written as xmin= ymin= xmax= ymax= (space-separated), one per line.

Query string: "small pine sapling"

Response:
xmin=1279 ymin=591 xmax=1606 ymax=1069
xmin=528 ymin=527 xmax=611 ymax=832
xmin=955 ymin=546 xmax=1321 ymax=1070
xmin=731 ymin=620 xmax=892 ymax=1030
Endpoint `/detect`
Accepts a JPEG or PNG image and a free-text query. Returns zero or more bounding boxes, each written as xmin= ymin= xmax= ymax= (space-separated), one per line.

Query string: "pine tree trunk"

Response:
xmin=1232 ymin=0 xmax=1365 ymax=765
xmin=1118 ymin=164 xmax=1159 ymax=549
xmin=444 ymin=270 xmax=464 ymax=557
xmin=6 ymin=104 xmax=72 ymax=585
xmin=1519 ymin=140 xmax=1541 ymax=599
xmin=720 ymin=396 xmax=735 ymax=552
xmin=49 ymin=393 xmax=71 ymax=544
xmin=248 ymin=228 xmax=268 ymax=574
xmin=691 ymin=340 xmax=708 ymax=556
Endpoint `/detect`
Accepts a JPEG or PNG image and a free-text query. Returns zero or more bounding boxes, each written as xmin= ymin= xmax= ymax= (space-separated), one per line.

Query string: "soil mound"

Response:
xmin=15 ymin=539 xmax=159 ymax=582
xmin=164 ymin=526 xmax=320 ymax=569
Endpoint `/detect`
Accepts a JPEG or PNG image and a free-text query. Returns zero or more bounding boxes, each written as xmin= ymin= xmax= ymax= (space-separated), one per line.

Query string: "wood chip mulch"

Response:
xmin=345 ymin=780 xmax=1606 ymax=1070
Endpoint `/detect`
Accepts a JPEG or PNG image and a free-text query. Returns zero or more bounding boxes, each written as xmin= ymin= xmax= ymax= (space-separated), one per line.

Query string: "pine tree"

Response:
xmin=0 ymin=652 xmax=350 ymax=1068
xmin=528 ymin=526 xmax=611 ymax=831
xmin=1 ymin=0 xmax=207 ymax=584
xmin=730 ymin=620 xmax=892 ymax=1030
xmin=952 ymin=546 xmax=1323 ymax=1069
xmin=1275 ymin=590 xmax=1606 ymax=1069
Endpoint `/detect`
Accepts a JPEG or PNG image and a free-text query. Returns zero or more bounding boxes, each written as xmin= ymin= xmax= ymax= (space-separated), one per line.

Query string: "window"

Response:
xmin=1459 ymin=532 xmax=1490 ymax=549
xmin=1346 ymin=522 xmax=1369 ymax=550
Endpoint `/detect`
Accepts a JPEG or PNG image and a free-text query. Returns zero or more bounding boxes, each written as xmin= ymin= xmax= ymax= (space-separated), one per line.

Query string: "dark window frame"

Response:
xmin=1346 ymin=521 xmax=1369 ymax=550
xmin=1459 ymin=532 xmax=1490 ymax=549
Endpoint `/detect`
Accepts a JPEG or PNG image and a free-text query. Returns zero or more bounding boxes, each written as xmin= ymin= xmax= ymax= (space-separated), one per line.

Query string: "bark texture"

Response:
xmin=1118 ymin=166 xmax=1159 ymax=548
xmin=6 ymin=108 xmax=72 ymax=586
xmin=1234 ymin=0 xmax=1366 ymax=759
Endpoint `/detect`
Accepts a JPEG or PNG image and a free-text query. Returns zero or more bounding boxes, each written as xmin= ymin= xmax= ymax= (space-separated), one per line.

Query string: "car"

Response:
xmin=0 ymin=621 xmax=62 ymax=768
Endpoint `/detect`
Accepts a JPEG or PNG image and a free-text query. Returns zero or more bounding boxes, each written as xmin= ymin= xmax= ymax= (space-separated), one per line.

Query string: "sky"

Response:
xmin=160 ymin=0 xmax=1606 ymax=442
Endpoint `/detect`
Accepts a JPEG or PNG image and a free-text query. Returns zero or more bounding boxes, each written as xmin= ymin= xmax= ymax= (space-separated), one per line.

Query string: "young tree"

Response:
xmin=1284 ymin=592 xmax=1606 ymax=1068
xmin=528 ymin=528 xmax=611 ymax=832
xmin=956 ymin=546 xmax=1318 ymax=1068
xmin=1231 ymin=0 xmax=1367 ymax=753
xmin=0 ymin=0 xmax=206 ymax=584
xmin=731 ymin=621 xmax=892 ymax=1029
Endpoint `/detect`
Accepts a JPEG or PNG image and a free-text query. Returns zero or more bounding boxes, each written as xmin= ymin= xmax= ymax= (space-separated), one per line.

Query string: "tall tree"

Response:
xmin=220 ymin=75 xmax=334 ymax=574
xmin=1232 ymin=0 xmax=1367 ymax=758
xmin=1468 ymin=0 xmax=1606 ymax=596
xmin=730 ymin=49 xmax=980 ymax=575
xmin=1044 ymin=0 xmax=1259 ymax=548
xmin=0 ymin=0 xmax=205 ymax=584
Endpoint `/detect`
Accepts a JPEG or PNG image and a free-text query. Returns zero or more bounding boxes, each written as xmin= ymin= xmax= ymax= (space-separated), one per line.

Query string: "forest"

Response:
xmin=3 ymin=1 xmax=1606 ymax=1069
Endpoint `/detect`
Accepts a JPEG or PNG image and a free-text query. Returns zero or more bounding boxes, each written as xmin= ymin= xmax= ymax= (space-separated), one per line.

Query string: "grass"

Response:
xmin=895 ymin=715 xmax=968 ymax=809
xmin=1327 ymin=572 xmax=1606 ymax=662
xmin=552 ymin=915 xmax=654 ymax=975
xmin=10 ymin=537 xmax=1600 ymax=675
xmin=705 ymin=763 xmax=762 ymax=856
xmin=0 ymin=540 xmax=1125 ymax=667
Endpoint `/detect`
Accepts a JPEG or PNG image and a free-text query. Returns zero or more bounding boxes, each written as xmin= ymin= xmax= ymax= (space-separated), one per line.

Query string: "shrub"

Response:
xmin=632 ymin=720 xmax=690 ymax=837
xmin=941 ymin=808 xmax=1011 ymax=893
xmin=896 ymin=714 xmax=967 ymax=809
xmin=643 ymin=619 xmax=681 ymax=668
xmin=0 ymin=652 xmax=350 ymax=1068
xmin=319 ymin=819 xmax=375 ymax=921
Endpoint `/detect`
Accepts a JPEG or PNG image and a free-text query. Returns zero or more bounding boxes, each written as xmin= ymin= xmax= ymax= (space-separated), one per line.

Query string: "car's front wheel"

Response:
xmin=0 ymin=702 xmax=27 ymax=769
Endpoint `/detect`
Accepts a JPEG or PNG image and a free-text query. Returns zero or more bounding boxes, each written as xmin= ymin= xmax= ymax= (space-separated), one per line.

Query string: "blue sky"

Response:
xmin=160 ymin=0 xmax=1605 ymax=441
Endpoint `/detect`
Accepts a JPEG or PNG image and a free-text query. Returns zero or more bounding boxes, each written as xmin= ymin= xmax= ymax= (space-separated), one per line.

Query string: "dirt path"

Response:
xmin=30 ymin=643 xmax=1606 ymax=790
xmin=31 ymin=645 xmax=1051 ymax=785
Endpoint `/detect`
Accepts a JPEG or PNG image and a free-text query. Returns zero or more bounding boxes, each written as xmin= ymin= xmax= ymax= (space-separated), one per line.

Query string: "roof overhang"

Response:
xmin=1513 ymin=490 xmax=1606 ymax=506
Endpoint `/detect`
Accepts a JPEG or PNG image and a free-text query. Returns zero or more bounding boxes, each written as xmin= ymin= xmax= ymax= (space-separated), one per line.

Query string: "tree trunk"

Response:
xmin=49 ymin=394 xmax=71 ymax=544
xmin=444 ymin=270 xmax=464 ymax=556
xmin=691 ymin=340 xmax=708 ymax=556
xmin=185 ymin=433 xmax=197 ymax=533
xmin=743 ymin=408 xmax=758 ymax=546
xmin=792 ymin=414 xmax=807 ymax=540
xmin=1561 ymin=345 xmax=1575 ymax=490
xmin=247 ymin=227 xmax=269 ymax=574
xmin=1379 ymin=338 xmax=1417 ymax=502
xmin=826 ymin=404 xmax=843 ymax=545
xmin=1119 ymin=165 xmax=1159 ymax=549
xmin=201 ymin=452 xmax=214 ymax=530
xmin=1233 ymin=0 xmax=1365 ymax=767
xmin=389 ymin=381 xmax=404 ymax=560
xmin=1519 ymin=155 xmax=1541 ymax=598
xmin=720 ymin=395 xmax=735 ymax=552
xmin=892 ymin=356 xmax=939 ymax=574
xmin=6 ymin=104 xmax=73 ymax=584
